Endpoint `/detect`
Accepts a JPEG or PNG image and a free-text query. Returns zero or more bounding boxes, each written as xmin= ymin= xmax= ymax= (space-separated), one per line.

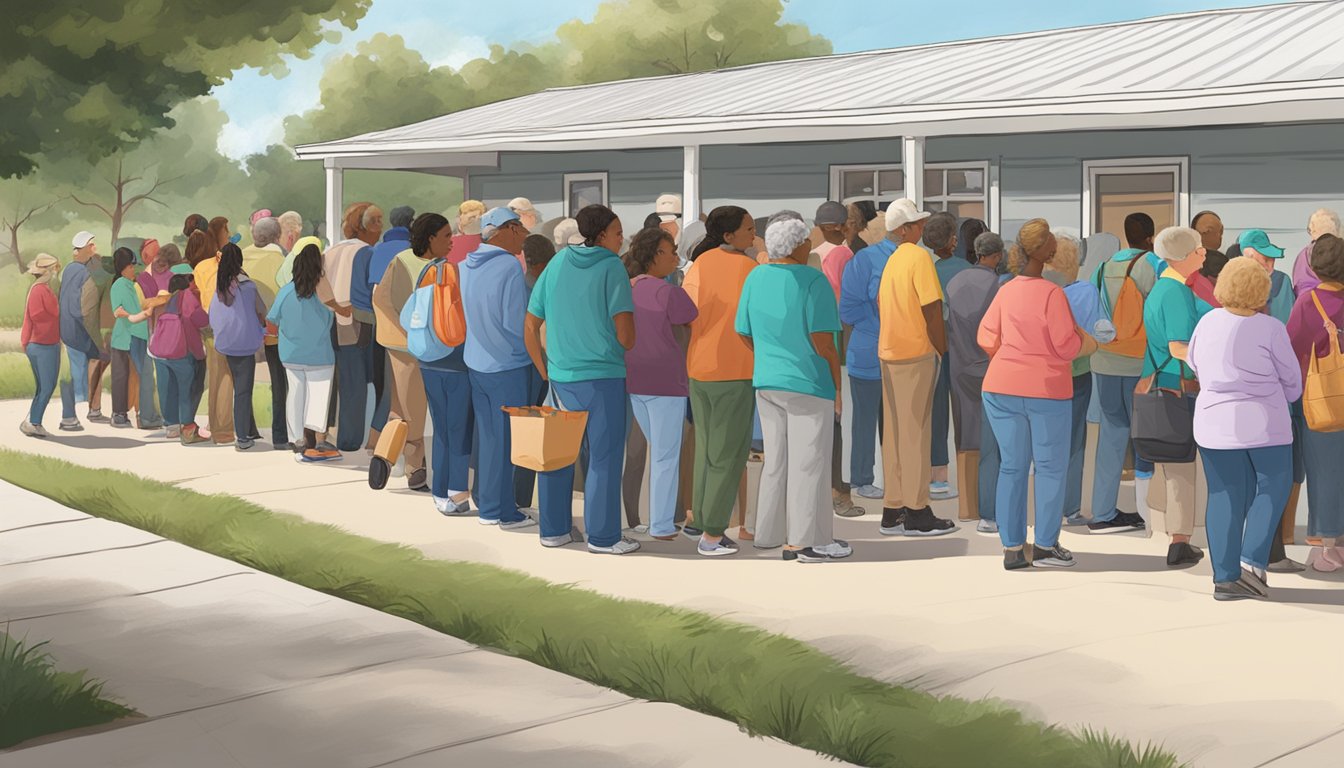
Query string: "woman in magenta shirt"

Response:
xmin=1287 ymin=233 xmax=1344 ymax=573
xmin=977 ymin=219 xmax=1093 ymax=571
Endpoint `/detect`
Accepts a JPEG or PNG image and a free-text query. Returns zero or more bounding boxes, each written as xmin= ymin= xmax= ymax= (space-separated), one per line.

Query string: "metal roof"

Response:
xmin=297 ymin=1 xmax=1344 ymax=163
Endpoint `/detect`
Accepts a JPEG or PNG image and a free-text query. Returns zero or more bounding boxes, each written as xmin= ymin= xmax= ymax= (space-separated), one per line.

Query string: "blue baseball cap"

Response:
xmin=228 ymin=232 xmax=242 ymax=244
xmin=1238 ymin=229 xmax=1284 ymax=259
xmin=480 ymin=207 xmax=522 ymax=241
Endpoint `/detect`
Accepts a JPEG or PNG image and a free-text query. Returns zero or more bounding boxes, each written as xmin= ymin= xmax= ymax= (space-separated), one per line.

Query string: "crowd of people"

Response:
xmin=18 ymin=190 xmax=1344 ymax=599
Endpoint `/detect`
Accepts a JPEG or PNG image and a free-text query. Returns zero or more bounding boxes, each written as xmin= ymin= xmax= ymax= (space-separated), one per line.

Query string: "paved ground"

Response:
xmin=4 ymin=396 xmax=1344 ymax=767
xmin=0 ymin=481 xmax=838 ymax=767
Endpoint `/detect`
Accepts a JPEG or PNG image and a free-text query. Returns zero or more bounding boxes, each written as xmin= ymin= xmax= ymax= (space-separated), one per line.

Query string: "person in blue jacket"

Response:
xmin=838 ymin=228 xmax=892 ymax=502
xmin=461 ymin=207 xmax=538 ymax=529
xmin=350 ymin=205 xmax=413 ymax=449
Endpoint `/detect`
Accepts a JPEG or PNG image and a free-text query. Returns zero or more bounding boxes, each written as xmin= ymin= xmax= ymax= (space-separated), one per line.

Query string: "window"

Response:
xmin=564 ymin=172 xmax=608 ymax=217
xmin=830 ymin=162 xmax=990 ymax=220
xmin=1082 ymin=158 xmax=1189 ymax=246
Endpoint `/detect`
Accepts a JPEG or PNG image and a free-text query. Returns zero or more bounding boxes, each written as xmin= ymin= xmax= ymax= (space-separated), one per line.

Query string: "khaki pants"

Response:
xmin=880 ymin=355 xmax=938 ymax=510
xmin=387 ymin=350 xmax=427 ymax=476
xmin=206 ymin=339 xmax=235 ymax=443
xmin=1149 ymin=461 xmax=1197 ymax=537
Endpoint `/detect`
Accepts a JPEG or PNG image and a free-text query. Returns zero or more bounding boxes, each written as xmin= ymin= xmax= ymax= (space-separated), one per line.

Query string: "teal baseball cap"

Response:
xmin=1238 ymin=229 xmax=1284 ymax=259
xmin=169 ymin=263 xmax=194 ymax=275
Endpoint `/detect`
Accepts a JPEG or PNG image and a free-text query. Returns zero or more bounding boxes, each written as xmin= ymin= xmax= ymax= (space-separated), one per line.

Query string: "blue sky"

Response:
xmin=213 ymin=0 xmax=1270 ymax=159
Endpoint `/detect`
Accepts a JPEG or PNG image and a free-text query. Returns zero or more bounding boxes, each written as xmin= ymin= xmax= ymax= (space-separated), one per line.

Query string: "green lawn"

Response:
xmin=0 ymin=631 xmax=134 ymax=749
xmin=0 ymin=449 xmax=1184 ymax=768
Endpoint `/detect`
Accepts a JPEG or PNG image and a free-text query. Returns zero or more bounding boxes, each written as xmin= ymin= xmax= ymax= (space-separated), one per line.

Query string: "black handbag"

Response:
xmin=1131 ymin=352 xmax=1198 ymax=464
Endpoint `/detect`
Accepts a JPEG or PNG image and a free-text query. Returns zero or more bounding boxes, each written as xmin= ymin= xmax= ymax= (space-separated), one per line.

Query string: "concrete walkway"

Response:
xmin=5 ymin=397 xmax=1344 ymax=767
xmin=0 ymin=481 xmax=837 ymax=767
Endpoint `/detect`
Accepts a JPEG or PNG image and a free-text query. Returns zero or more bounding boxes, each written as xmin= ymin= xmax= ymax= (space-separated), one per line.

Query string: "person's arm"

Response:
xmin=1270 ymin=322 xmax=1305 ymax=403
xmin=608 ymin=264 xmax=635 ymax=350
xmin=80 ymin=277 xmax=101 ymax=345
xmin=977 ymin=292 xmax=1003 ymax=358
xmin=614 ymin=312 xmax=636 ymax=350
xmin=525 ymin=313 xmax=548 ymax=380
xmin=667 ymin=285 xmax=699 ymax=326
xmin=913 ymin=257 xmax=947 ymax=355
xmin=1169 ymin=341 xmax=1190 ymax=362
xmin=812 ymin=332 xmax=842 ymax=414
xmin=922 ymin=301 xmax=947 ymax=356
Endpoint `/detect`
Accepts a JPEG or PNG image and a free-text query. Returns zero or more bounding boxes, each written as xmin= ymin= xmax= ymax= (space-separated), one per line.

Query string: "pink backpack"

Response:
xmin=149 ymin=295 xmax=188 ymax=359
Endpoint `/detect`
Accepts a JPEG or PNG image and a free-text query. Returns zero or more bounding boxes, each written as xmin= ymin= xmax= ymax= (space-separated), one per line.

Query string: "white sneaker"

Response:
xmin=854 ymin=484 xmax=884 ymax=499
xmin=976 ymin=519 xmax=999 ymax=535
xmin=500 ymin=517 xmax=537 ymax=530
xmin=790 ymin=540 xmax=854 ymax=562
xmin=929 ymin=481 xmax=958 ymax=500
xmin=541 ymin=533 xmax=573 ymax=548
xmin=434 ymin=496 xmax=472 ymax=516
xmin=588 ymin=537 xmax=641 ymax=555
xmin=20 ymin=420 xmax=47 ymax=438
xmin=478 ymin=517 xmax=500 ymax=526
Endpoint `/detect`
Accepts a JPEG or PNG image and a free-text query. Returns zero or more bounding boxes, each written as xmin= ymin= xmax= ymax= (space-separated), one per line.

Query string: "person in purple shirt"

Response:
xmin=1291 ymin=208 xmax=1341 ymax=298
xmin=1186 ymin=258 xmax=1302 ymax=601
xmin=621 ymin=227 xmax=698 ymax=540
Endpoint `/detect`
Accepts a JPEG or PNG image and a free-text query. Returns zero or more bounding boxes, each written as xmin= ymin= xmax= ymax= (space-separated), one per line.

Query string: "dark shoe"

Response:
xmin=1004 ymin=547 xmax=1029 ymax=570
xmin=59 ymin=418 xmax=84 ymax=432
xmin=784 ymin=541 xmax=853 ymax=562
xmin=316 ymin=440 xmax=340 ymax=453
xmin=235 ymin=438 xmax=256 ymax=452
xmin=368 ymin=457 xmax=392 ymax=490
xmin=1167 ymin=542 xmax=1205 ymax=567
xmin=1267 ymin=557 xmax=1306 ymax=573
xmin=86 ymin=409 xmax=110 ymax=424
xmin=137 ymin=419 xmax=164 ymax=430
xmin=274 ymin=442 xmax=296 ymax=452
xmin=902 ymin=507 xmax=956 ymax=537
xmin=110 ymin=413 xmax=132 ymax=428
xmin=1240 ymin=568 xmax=1270 ymax=598
xmin=1214 ymin=579 xmax=1263 ymax=601
xmin=879 ymin=507 xmax=906 ymax=536
xmin=1088 ymin=510 xmax=1145 ymax=534
xmin=681 ymin=526 xmax=703 ymax=539
xmin=1031 ymin=544 xmax=1076 ymax=568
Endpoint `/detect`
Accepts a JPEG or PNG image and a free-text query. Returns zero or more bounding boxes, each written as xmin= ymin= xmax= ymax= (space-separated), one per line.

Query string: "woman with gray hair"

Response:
xmin=1293 ymin=208 xmax=1342 ymax=297
xmin=734 ymin=215 xmax=850 ymax=562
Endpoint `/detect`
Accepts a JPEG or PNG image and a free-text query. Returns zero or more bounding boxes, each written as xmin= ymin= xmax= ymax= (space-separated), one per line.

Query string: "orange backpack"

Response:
xmin=417 ymin=260 xmax=466 ymax=348
xmin=1095 ymin=256 xmax=1147 ymax=358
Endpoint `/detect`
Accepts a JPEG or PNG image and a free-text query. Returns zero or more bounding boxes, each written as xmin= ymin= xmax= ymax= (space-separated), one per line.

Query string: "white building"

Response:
xmin=296 ymin=0 xmax=1344 ymax=269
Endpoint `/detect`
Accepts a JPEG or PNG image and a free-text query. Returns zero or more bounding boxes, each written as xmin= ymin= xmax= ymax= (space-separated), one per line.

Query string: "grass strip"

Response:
xmin=0 ymin=631 xmax=134 ymax=749
xmin=0 ymin=448 xmax=1183 ymax=768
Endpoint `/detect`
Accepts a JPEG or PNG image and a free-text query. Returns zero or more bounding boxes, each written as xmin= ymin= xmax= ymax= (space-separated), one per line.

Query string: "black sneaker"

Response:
xmin=1087 ymin=510 xmax=1145 ymax=535
xmin=681 ymin=525 xmax=703 ymax=539
xmin=1031 ymin=544 xmax=1076 ymax=568
xmin=86 ymin=409 xmax=111 ymax=424
xmin=1004 ymin=548 xmax=1029 ymax=570
xmin=879 ymin=507 xmax=906 ymax=536
xmin=902 ymin=506 xmax=956 ymax=537
xmin=1167 ymin=542 xmax=1205 ymax=567
xmin=1214 ymin=579 xmax=1264 ymax=601
xmin=110 ymin=414 xmax=132 ymax=429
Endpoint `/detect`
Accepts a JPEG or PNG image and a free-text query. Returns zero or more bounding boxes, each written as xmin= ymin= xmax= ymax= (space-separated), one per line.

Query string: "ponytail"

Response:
xmin=691 ymin=206 xmax=750 ymax=262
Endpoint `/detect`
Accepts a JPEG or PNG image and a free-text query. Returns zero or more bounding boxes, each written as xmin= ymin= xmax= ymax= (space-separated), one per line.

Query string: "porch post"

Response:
xmin=324 ymin=160 xmax=344 ymax=246
xmin=682 ymin=145 xmax=701 ymax=224
xmin=902 ymin=136 xmax=926 ymax=208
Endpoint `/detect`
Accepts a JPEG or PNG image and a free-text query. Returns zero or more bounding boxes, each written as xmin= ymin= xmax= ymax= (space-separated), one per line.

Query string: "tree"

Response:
xmin=1 ymin=193 xmax=63 ymax=271
xmin=0 ymin=0 xmax=373 ymax=178
xmin=69 ymin=157 xmax=179 ymax=247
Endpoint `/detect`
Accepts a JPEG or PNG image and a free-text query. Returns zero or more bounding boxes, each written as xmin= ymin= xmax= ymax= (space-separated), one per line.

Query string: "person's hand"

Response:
xmin=114 ymin=307 xmax=129 ymax=318
xmin=335 ymin=304 xmax=353 ymax=318
xmin=834 ymin=393 xmax=843 ymax=419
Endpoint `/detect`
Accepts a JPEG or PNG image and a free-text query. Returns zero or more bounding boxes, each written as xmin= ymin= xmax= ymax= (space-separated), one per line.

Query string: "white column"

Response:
xmin=324 ymin=161 xmax=344 ymax=247
xmin=682 ymin=145 xmax=701 ymax=224
xmin=902 ymin=136 xmax=926 ymax=208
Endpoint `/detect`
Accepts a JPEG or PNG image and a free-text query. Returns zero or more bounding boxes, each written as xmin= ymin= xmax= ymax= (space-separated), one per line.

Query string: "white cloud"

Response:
xmin=427 ymin=35 xmax=491 ymax=70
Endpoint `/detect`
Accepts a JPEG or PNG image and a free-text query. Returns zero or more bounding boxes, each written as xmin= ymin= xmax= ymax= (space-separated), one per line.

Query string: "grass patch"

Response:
xmin=0 ymin=449 xmax=1185 ymax=768
xmin=0 ymin=630 xmax=134 ymax=749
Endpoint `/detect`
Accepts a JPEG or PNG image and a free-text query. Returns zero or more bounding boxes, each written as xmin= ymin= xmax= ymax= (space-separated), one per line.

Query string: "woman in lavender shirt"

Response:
xmin=1185 ymin=258 xmax=1302 ymax=601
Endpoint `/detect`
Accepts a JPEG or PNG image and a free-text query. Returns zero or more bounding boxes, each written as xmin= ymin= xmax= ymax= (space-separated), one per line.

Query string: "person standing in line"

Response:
xmin=150 ymin=273 xmax=211 ymax=445
xmin=875 ymin=199 xmax=957 ymax=537
xmin=1043 ymin=233 xmax=1104 ymax=527
xmin=1145 ymin=226 xmax=1210 ymax=567
xmin=838 ymin=207 xmax=888 ymax=504
xmin=946 ymin=232 xmax=1006 ymax=532
xmin=737 ymin=216 xmax=850 ymax=562
xmin=516 ymin=233 xmax=557 ymax=514
xmin=20 ymin=254 xmax=76 ymax=437
xmin=1187 ymin=257 xmax=1300 ymax=600
xmin=83 ymin=242 xmax=116 ymax=425
xmin=107 ymin=247 xmax=160 ymax=429
xmin=242 ymin=217 xmax=290 ymax=450
xmin=325 ymin=203 xmax=383 ymax=452
xmin=373 ymin=208 xmax=435 ymax=491
xmin=1087 ymin=214 xmax=1160 ymax=535
xmin=956 ymin=219 xmax=989 ymax=266
xmin=680 ymin=206 xmax=758 ymax=556
xmin=979 ymin=219 xmax=1094 ymax=569
xmin=210 ymin=242 xmax=267 ymax=451
xmin=353 ymin=205 xmax=412 ymax=452
xmin=193 ymin=221 xmax=246 ymax=445
xmin=1287 ymin=234 xmax=1344 ymax=571
xmin=812 ymin=201 xmax=863 ymax=519
xmin=525 ymin=204 xmax=640 ymax=555
xmin=268 ymin=243 xmax=341 ymax=463
xmin=448 ymin=200 xmax=485 ymax=264
xmin=926 ymin=212 xmax=965 ymax=501
xmin=1292 ymin=209 xmax=1341 ymax=298
xmin=59 ymin=231 xmax=104 ymax=429
xmin=460 ymin=207 xmax=539 ymax=528
xmin=277 ymin=211 xmax=304 ymax=253
xmin=621 ymin=227 xmax=699 ymax=542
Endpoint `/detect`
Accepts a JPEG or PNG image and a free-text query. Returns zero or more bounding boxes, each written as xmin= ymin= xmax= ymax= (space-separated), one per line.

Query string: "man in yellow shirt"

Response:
xmin=876 ymin=199 xmax=956 ymax=537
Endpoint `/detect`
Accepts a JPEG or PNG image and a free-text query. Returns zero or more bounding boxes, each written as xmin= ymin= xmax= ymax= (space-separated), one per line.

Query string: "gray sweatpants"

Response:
xmin=754 ymin=389 xmax=834 ymax=549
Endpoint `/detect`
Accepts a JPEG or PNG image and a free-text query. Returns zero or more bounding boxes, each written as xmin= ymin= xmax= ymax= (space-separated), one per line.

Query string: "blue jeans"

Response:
xmin=469 ymin=366 xmax=529 ymax=524
xmin=631 ymin=394 xmax=687 ymax=537
xmin=849 ymin=376 xmax=882 ymax=487
xmin=423 ymin=368 xmax=474 ymax=502
xmin=367 ymin=336 xmax=391 ymax=433
xmin=514 ymin=364 xmax=547 ymax=508
xmin=335 ymin=343 xmax=368 ymax=451
xmin=1091 ymin=373 xmax=1154 ymax=522
xmin=1065 ymin=373 xmax=1092 ymax=517
xmin=983 ymin=392 xmax=1071 ymax=549
xmin=540 ymin=378 xmax=626 ymax=548
xmin=130 ymin=337 xmax=160 ymax=425
xmin=1201 ymin=445 xmax=1291 ymax=583
xmin=25 ymin=343 xmax=74 ymax=426
xmin=155 ymin=356 xmax=196 ymax=427
xmin=978 ymin=401 xmax=1000 ymax=522
xmin=931 ymin=358 xmax=950 ymax=467
xmin=66 ymin=346 xmax=90 ymax=403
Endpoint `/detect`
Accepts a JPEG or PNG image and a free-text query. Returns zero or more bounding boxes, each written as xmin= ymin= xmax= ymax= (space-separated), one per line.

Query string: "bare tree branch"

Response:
xmin=69 ymin=194 xmax=113 ymax=218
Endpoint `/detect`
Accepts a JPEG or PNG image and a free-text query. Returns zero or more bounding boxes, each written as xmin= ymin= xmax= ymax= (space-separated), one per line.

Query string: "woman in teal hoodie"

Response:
xmin=525 ymin=205 xmax=639 ymax=555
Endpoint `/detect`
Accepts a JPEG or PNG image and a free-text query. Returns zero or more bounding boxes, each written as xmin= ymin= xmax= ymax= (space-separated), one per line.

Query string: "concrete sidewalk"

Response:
xmin=5 ymin=397 xmax=1344 ymax=767
xmin=0 ymin=481 xmax=836 ymax=767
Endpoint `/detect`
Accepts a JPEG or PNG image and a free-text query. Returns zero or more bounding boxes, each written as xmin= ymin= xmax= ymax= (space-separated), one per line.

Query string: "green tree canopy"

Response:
xmin=0 ymin=0 xmax=373 ymax=178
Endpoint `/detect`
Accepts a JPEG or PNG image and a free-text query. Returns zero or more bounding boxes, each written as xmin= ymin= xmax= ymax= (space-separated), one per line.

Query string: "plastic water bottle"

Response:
xmin=1093 ymin=318 xmax=1117 ymax=345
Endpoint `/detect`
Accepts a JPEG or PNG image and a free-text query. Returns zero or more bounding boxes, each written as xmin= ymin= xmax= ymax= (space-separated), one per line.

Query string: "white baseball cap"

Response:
xmin=552 ymin=218 xmax=584 ymax=247
xmin=656 ymin=193 xmax=682 ymax=221
xmin=71 ymin=230 xmax=95 ymax=249
xmin=508 ymin=197 xmax=537 ymax=215
xmin=884 ymin=199 xmax=932 ymax=232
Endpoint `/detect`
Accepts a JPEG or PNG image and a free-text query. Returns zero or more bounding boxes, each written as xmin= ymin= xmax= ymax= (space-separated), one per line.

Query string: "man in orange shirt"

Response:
xmin=876 ymin=199 xmax=956 ymax=537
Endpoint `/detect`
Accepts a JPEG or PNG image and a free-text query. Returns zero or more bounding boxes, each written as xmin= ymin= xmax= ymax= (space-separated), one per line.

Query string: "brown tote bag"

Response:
xmin=1303 ymin=290 xmax=1344 ymax=432
xmin=504 ymin=391 xmax=589 ymax=473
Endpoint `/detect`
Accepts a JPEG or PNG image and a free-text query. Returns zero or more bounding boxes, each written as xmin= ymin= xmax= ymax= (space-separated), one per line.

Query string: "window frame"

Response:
xmin=828 ymin=161 xmax=994 ymax=226
xmin=562 ymin=172 xmax=610 ymax=217
xmin=1081 ymin=156 xmax=1190 ymax=238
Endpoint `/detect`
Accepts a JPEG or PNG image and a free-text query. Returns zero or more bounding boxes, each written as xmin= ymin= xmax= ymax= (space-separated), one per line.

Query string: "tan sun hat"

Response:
xmin=27 ymin=253 xmax=59 ymax=275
